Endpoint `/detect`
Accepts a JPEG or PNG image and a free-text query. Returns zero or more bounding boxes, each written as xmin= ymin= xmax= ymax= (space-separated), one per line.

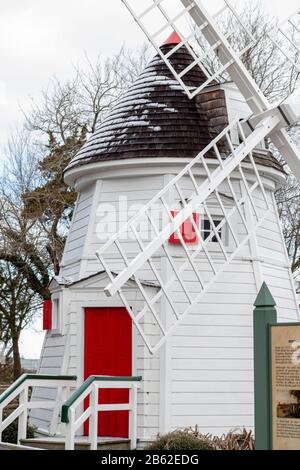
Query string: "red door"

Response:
xmin=84 ymin=307 xmax=132 ymax=438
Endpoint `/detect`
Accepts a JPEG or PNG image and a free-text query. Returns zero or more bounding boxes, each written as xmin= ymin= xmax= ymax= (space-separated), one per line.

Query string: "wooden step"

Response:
xmin=21 ymin=437 xmax=131 ymax=451
xmin=0 ymin=442 xmax=42 ymax=451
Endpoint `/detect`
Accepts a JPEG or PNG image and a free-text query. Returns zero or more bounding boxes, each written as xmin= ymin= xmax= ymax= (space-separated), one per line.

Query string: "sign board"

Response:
xmin=270 ymin=324 xmax=300 ymax=450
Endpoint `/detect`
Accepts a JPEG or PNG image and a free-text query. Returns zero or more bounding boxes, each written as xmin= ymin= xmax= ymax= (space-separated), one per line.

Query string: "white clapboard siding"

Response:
xmin=172 ymin=347 xmax=252 ymax=359
xmin=172 ymin=336 xmax=253 ymax=348
xmin=29 ymin=332 xmax=67 ymax=432
xmin=35 ymin=152 xmax=298 ymax=440
xmin=224 ymin=84 xmax=252 ymax=123
xmin=88 ymin=175 xmax=164 ymax=278
xmin=171 ymin=369 xmax=252 ymax=382
xmin=167 ymin=187 xmax=297 ymax=437
xmin=61 ymin=184 xmax=95 ymax=269
xmin=172 ymin=390 xmax=254 ymax=404
xmin=171 ymin=415 xmax=254 ymax=428
xmin=37 ymin=333 xmax=65 ymax=375
xmin=173 ymin=403 xmax=254 ymax=416
xmin=172 ymin=358 xmax=253 ymax=371
xmin=172 ymin=381 xmax=253 ymax=393
xmin=138 ymin=393 xmax=160 ymax=405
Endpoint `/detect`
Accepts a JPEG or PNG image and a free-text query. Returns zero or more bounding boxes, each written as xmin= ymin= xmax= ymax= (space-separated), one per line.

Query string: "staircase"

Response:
xmin=0 ymin=374 xmax=141 ymax=451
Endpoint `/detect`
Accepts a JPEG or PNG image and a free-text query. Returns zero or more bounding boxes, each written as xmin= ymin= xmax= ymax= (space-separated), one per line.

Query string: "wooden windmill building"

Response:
xmin=32 ymin=32 xmax=299 ymax=444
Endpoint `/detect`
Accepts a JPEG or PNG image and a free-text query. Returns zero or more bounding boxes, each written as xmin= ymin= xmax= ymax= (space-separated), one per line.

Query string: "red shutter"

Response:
xmin=43 ymin=300 xmax=52 ymax=330
xmin=169 ymin=211 xmax=199 ymax=245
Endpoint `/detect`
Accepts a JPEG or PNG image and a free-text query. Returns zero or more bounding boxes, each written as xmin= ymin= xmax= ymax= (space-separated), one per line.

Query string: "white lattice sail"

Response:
xmin=95 ymin=0 xmax=300 ymax=354
xmin=121 ymin=0 xmax=257 ymax=101
xmin=273 ymin=9 xmax=300 ymax=74
xmin=122 ymin=1 xmax=299 ymax=103
xmin=122 ymin=1 xmax=300 ymax=179
xmin=97 ymin=116 xmax=282 ymax=354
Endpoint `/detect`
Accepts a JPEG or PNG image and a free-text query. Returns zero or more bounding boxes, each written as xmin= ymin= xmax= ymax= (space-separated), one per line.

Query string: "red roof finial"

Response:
xmin=163 ymin=31 xmax=182 ymax=46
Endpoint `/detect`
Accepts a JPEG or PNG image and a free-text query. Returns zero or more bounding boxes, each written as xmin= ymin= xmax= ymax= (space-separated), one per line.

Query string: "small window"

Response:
xmin=169 ymin=213 xmax=224 ymax=246
xmin=51 ymin=298 xmax=60 ymax=331
xmin=201 ymin=218 xmax=223 ymax=243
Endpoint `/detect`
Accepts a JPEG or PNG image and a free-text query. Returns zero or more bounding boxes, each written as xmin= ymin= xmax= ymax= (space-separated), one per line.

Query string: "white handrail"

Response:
xmin=62 ymin=376 xmax=141 ymax=451
xmin=0 ymin=374 xmax=77 ymax=444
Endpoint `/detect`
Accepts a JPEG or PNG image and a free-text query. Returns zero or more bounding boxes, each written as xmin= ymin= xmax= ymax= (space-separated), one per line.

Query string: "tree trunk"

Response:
xmin=12 ymin=333 xmax=21 ymax=380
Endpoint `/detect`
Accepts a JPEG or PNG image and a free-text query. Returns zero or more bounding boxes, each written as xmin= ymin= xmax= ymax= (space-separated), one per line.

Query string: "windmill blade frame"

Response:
xmin=275 ymin=8 xmax=300 ymax=74
xmin=95 ymin=0 xmax=300 ymax=354
xmin=121 ymin=0 xmax=269 ymax=110
xmin=121 ymin=1 xmax=300 ymax=177
xmin=97 ymin=115 xmax=281 ymax=354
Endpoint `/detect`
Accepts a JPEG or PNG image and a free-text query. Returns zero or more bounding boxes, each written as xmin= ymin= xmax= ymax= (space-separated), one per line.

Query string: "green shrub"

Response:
xmin=146 ymin=431 xmax=215 ymax=451
xmin=2 ymin=419 xmax=35 ymax=444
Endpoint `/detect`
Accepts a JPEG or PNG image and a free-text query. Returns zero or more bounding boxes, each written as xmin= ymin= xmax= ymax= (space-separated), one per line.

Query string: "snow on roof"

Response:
xmin=65 ymin=42 xmax=209 ymax=171
xmin=65 ymin=41 xmax=284 ymax=176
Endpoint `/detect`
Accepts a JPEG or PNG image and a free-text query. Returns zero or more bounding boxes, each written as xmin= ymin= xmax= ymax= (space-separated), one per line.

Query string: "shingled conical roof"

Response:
xmin=65 ymin=36 xmax=284 ymax=176
xmin=65 ymin=37 xmax=212 ymax=172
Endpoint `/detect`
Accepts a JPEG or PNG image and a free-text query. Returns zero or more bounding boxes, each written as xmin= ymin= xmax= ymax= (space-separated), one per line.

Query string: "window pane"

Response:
xmin=52 ymin=299 xmax=59 ymax=330
xmin=202 ymin=218 xmax=222 ymax=243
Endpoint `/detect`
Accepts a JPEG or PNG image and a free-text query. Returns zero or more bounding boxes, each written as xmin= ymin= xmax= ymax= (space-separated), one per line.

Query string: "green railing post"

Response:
xmin=253 ymin=282 xmax=277 ymax=450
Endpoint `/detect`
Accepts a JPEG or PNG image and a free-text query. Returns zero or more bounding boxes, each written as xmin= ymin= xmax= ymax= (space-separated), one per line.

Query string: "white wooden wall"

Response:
xmin=35 ymin=164 xmax=298 ymax=439
xmin=55 ymin=276 xmax=160 ymax=440
xmin=30 ymin=334 xmax=67 ymax=432
xmin=166 ymin=185 xmax=299 ymax=436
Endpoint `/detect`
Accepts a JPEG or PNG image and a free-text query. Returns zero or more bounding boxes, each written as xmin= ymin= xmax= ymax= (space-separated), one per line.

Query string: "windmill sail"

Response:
xmin=272 ymin=9 xmax=300 ymax=74
xmin=121 ymin=0 xmax=261 ymax=105
xmin=121 ymin=0 xmax=300 ymax=179
xmin=95 ymin=0 xmax=300 ymax=354
xmin=121 ymin=1 xmax=299 ymax=105
xmin=97 ymin=116 xmax=281 ymax=355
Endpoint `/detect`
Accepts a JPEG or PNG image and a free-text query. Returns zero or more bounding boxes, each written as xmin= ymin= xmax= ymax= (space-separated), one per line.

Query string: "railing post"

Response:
xmin=58 ymin=385 xmax=70 ymax=436
xmin=253 ymin=282 xmax=277 ymax=450
xmin=17 ymin=387 xmax=29 ymax=444
xmin=89 ymin=383 xmax=98 ymax=451
xmin=50 ymin=385 xmax=63 ymax=436
xmin=65 ymin=408 xmax=75 ymax=450
xmin=129 ymin=385 xmax=138 ymax=450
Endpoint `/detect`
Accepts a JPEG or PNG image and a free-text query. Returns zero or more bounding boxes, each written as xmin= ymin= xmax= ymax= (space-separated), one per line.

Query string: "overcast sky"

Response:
xmin=0 ymin=0 xmax=298 ymax=358
xmin=0 ymin=0 xmax=299 ymax=152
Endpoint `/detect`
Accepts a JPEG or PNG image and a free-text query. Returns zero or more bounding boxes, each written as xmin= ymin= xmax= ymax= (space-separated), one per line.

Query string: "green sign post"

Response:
xmin=253 ymin=282 xmax=277 ymax=450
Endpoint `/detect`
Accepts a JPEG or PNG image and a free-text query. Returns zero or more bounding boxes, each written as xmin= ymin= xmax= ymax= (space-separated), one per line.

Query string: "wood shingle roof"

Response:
xmin=66 ymin=42 xmax=214 ymax=171
xmin=65 ymin=40 xmax=284 ymax=175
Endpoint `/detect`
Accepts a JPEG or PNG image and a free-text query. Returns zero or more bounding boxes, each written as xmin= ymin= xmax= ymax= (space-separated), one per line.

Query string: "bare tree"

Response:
xmin=0 ymin=262 xmax=40 ymax=379
xmin=25 ymin=46 xmax=150 ymax=143
xmin=3 ymin=128 xmax=42 ymax=192
xmin=0 ymin=131 xmax=51 ymax=298
xmin=18 ymin=46 xmax=150 ymax=276
xmin=275 ymin=126 xmax=300 ymax=274
xmin=0 ymin=131 xmax=50 ymax=377
xmin=0 ymin=45 xmax=150 ymax=377
xmin=0 ymin=46 xmax=150 ymax=291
